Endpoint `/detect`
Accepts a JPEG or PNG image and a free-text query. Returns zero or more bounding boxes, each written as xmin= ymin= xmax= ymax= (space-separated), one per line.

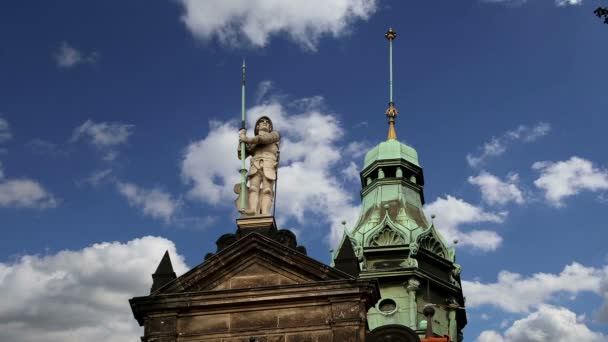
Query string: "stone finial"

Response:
xmin=150 ymin=250 xmax=176 ymax=293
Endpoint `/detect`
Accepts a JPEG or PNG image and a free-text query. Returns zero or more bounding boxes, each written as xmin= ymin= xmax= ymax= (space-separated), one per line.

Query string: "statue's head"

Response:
xmin=254 ymin=116 xmax=273 ymax=135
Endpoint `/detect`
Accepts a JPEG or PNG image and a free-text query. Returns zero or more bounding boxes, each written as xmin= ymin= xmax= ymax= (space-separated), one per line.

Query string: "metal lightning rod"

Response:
xmin=389 ymin=31 xmax=394 ymax=103
xmin=239 ymin=60 xmax=247 ymax=212
xmin=385 ymin=28 xmax=398 ymax=141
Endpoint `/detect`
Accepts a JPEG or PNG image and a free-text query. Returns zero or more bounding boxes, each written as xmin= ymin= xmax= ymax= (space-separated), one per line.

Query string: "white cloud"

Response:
xmin=468 ymin=171 xmax=524 ymax=206
xmin=481 ymin=0 xmax=581 ymax=7
xmin=0 ymin=236 xmax=188 ymax=342
xmin=476 ymin=330 xmax=505 ymax=342
xmin=463 ymin=262 xmax=603 ymax=313
xmin=176 ymin=0 xmax=378 ymax=51
xmin=256 ymin=80 xmax=275 ymax=102
xmin=71 ymin=120 xmax=133 ymax=148
xmin=476 ymin=305 xmax=606 ymax=342
xmin=181 ymin=91 xmax=360 ymax=247
xmin=0 ymin=178 xmax=57 ymax=209
xmin=77 ymin=169 xmax=113 ymax=187
xmin=424 ymin=195 xmax=506 ymax=251
xmin=533 ymin=156 xmax=608 ymax=207
xmin=597 ymin=269 xmax=608 ymax=323
xmin=71 ymin=120 xmax=134 ymax=161
xmin=555 ymin=0 xmax=582 ymax=6
xmin=345 ymin=141 xmax=371 ymax=159
xmin=467 ymin=122 xmax=551 ymax=167
xmin=117 ymin=182 xmax=181 ymax=223
xmin=0 ymin=117 xmax=11 ymax=143
xmin=342 ymin=161 xmax=360 ymax=182
xmin=181 ymin=120 xmax=242 ymax=205
xmin=53 ymin=41 xmax=99 ymax=69
xmin=0 ymin=125 xmax=58 ymax=208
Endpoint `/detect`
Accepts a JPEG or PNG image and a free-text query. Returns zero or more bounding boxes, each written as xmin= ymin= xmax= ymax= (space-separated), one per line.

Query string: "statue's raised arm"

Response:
xmin=234 ymin=116 xmax=280 ymax=216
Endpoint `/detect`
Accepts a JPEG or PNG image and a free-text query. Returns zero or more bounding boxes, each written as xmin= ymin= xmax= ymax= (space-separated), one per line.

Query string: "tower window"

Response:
xmin=378 ymin=298 xmax=398 ymax=315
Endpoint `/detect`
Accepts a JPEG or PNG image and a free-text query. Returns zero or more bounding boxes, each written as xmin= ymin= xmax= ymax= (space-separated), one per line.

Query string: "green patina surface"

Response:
xmin=349 ymin=138 xmax=436 ymax=250
xmin=333 ymin=136 xmax=462 ymax=340
xmin=363 ymin=139 xmax=420 ymax=169
xmin=331 ymin=26 xmax=466 ymax=340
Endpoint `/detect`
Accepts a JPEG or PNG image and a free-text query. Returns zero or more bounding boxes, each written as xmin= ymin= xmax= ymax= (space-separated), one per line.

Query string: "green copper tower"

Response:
xmin=333 ymin=28 xmax=467 ymax=341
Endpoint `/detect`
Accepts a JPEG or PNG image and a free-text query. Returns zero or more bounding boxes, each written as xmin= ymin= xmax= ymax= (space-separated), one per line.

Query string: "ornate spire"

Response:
xmin=385 ymin=28 xmax=398 ymax=140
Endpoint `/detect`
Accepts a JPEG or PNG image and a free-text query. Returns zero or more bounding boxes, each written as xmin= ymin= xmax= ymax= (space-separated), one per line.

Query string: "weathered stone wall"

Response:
xmin=141 ymin=301 xmax=366 ymax=341
xmin=131 ymin=233 xmax=379 ymax=342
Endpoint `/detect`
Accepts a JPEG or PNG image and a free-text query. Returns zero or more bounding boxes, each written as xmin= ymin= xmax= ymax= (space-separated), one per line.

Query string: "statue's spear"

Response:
xmin=239 ymin=60 xmax=247 ymax=212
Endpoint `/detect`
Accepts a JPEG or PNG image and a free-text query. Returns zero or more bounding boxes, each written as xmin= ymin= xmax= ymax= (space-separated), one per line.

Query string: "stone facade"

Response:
xmin=130 ymin=227 xmax=380 ymax=342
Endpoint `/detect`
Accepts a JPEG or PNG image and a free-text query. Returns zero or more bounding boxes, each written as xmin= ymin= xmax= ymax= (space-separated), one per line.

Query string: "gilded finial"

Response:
xmin=386 ymin=102 xmax=398 ymax=140
xmin=385 ymin=28 xmax=397 ymax=41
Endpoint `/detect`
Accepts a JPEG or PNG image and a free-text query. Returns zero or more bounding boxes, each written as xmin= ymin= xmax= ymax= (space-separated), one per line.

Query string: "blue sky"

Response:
xmin=1 ymin=0 xmax=608 ymax=341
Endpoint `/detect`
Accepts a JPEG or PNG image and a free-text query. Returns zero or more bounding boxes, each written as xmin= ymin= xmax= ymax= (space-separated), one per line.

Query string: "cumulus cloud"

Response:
xmin=71 ymin=120 xmax=134 ymax=161
xmin=0 ymin=178 xmax=57 ymax=209
xmin=468 ymin=171 xmax=524 ymax=206
xmin=476 ymin=330 xmax=505 ymax=342
xmin=181 ymin=120 xmax=242 ymax=205
xmin=476 ymin=305 xmax=606 ymax=342
xmin=53 ymin=41 xmax=99 ymax=69
xmin=181 ymin=89 xmax=360 ymax=246
xmin=533 ymin=156 xmax=608 ymax=207
xmin=0 ymin=117 xmax=11 ymax=143
xmin=424 ymin=195 xmax=506 ymax=251
xmin=117 ymin=182 xmax=181 ymax=223
xmin=463 ymin=262 xmax=603 ymax=313
xmin=0 ymin=236 xmax=187 ymax=342
xmin=176 ymin=0 xmax=378 ymax=51
xmin=467 ymin=122 xmax=550 ymax=167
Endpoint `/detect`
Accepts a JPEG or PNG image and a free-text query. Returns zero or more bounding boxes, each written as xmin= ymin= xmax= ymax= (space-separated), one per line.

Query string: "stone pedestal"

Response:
xmin=205 ymin=216 xmax=306 ymax=260
xmin=236 ymin=215 xmax=277 ymax=236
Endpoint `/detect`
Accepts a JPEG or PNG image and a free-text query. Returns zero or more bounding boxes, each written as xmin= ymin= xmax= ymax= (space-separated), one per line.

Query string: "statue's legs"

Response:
xmin=260 ymin=177 xmax=274 ymax=216
xmin=247 ymin=174 xmax=262 ymax=215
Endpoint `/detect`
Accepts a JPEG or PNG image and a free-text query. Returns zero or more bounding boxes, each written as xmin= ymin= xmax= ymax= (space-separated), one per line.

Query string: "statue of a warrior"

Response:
xmin=235 ymin=116 xmax=280 ymax=216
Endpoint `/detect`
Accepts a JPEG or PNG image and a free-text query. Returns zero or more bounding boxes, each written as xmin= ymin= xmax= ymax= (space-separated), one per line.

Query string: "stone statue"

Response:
xmin=235 ymin=116 xmax=280 ymax=216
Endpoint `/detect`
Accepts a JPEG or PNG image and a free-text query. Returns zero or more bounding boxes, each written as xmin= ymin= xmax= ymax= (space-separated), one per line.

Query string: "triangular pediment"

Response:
xmin=156 ymin=232 xmax=352 ymax=294
xmin=203 ymin=258 xmax=307 ymax=291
